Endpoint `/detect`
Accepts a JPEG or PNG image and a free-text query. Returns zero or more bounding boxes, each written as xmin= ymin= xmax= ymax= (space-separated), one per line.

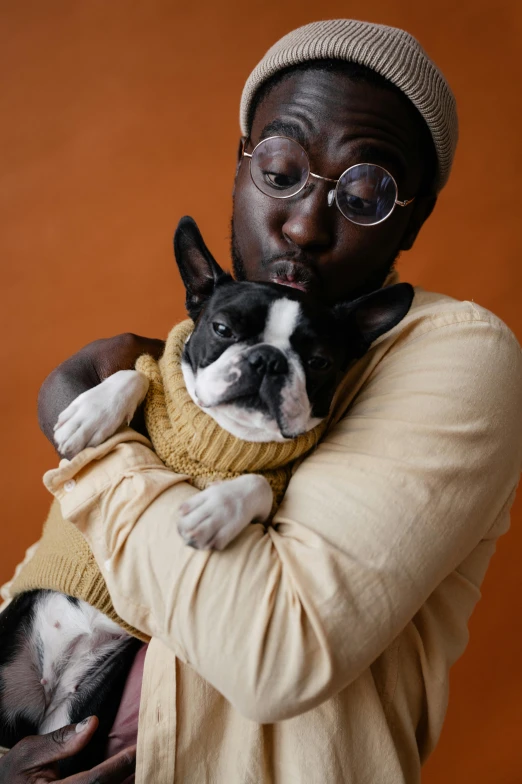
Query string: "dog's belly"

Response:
xmin=1 ymin=592 xmax=130 ymax=734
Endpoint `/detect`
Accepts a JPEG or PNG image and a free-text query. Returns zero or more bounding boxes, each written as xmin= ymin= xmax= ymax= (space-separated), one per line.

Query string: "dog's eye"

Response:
xmin=307 ymin=356 xmax=332 ymax=371
xmin=213 ymin=322 xmax=233 ymax=339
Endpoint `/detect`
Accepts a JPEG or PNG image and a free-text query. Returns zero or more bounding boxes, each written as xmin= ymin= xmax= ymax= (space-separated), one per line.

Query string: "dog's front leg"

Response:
xmin=53 ymin=370 xmax=149 ymax=457
xmin=177 ymin=475 xmax=273 ymax=551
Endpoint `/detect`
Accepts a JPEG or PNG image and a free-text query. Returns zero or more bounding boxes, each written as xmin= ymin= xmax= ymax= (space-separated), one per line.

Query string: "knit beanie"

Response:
xmin=239 ymin=20 xmax=458 ymax=192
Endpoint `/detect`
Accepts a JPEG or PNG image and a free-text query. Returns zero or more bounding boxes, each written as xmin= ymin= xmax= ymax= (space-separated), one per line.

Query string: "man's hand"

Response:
xmin=0 ymin=716 xmax=136 ymax=783
xmin=38 ymin=333 xmax=164 ymax=451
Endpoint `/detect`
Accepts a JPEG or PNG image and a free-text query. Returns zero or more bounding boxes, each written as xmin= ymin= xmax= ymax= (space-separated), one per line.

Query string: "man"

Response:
xmin=2 ymin=19 xmax=521 ymax=784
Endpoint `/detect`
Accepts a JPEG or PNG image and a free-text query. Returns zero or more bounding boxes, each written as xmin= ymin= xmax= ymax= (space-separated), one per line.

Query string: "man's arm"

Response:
xmin=38 ymin=334 xmax=164 ymax=446
xmin=43 ymin=313 xmax=522 ymax=723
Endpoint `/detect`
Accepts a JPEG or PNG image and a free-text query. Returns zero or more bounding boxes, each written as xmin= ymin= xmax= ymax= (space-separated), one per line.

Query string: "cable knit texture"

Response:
xmin=239 ymin=19 xmax=458 ymax=191
xmin=10 ymin=321 xmax=328 ymax=638
xmin=135 ymin=319 xmax=329 ymax=510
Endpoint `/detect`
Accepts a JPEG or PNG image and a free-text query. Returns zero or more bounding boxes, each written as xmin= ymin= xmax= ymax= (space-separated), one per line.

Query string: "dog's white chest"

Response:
xmin=1 ymin=592 xmax=127 ymax=734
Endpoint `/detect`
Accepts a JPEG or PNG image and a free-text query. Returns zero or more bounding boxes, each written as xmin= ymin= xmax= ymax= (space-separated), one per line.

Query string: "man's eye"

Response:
xmin=345 ymin=195 xmax=376 ymax=214
xmin=213 ymin=322 xmax=233 ymax=338
xmin=307 ymin=356 xmax=332 ymax=371
xmin=263 ymin=171 xmax=300 ymax=190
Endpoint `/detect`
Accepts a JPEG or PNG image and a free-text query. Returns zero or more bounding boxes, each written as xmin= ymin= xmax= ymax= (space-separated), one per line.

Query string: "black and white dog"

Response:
xmin=0 ymin=217 xmax=413 ymax=770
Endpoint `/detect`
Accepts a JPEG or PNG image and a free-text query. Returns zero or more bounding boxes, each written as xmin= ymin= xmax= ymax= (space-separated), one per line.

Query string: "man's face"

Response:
xmin=232 ymin=69 xmax=435 ymax=304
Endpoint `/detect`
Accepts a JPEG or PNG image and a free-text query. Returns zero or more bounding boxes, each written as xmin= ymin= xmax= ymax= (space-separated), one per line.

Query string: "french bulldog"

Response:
xmin=53 ymin=216 xmax=414 ymax=550
xmin=0 ymin=216 xmax=414 ymax=772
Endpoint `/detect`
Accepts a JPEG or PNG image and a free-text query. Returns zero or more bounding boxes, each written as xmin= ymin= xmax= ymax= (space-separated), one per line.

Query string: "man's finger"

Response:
xmin=65 ymin=744 xmax=137 ymax=784
xmin=20 ymin=717 xmax=99 ymax=770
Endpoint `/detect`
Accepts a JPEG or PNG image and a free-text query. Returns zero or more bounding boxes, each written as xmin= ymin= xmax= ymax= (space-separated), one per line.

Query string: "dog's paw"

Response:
xmin=177 ymin=475 xmax=273 ymax=551
xmin=54 ymin=370 xmax=149 ymax=457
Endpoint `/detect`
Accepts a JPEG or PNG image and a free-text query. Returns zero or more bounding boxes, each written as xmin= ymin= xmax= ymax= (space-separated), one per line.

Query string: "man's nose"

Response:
xmin=281 ymin=184 xmax=335 ymax=250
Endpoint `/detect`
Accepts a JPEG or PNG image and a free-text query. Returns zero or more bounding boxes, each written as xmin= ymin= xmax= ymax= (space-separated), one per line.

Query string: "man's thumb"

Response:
xmin=33 ymin=717 xmax=98 ymax=765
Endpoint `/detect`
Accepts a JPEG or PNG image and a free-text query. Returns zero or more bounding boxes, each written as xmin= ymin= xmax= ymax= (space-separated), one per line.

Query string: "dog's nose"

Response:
xmin=247 ymin=346 xmax=289 ymax=377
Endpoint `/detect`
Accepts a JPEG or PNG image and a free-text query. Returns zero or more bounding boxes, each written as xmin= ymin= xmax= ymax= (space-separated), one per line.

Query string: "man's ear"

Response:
xmin=237 ymin=136 xmax=247 ymax=167
xmin=399 ymin=195 xmax=437 ymax=251
xmin=173 ymin=216 xmax=232 ymax=321
xmin=233 ymin=137 xmax=247 ymax=197
xmin=335 ymin=283 xmax=415 ymax=356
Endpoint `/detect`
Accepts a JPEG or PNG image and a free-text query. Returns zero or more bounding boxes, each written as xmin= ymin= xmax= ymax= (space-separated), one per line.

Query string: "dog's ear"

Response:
xmin=174 ymin=216 xmax=233 ymax=321
xmin=334 ymin=283 xmax=415 ymax=357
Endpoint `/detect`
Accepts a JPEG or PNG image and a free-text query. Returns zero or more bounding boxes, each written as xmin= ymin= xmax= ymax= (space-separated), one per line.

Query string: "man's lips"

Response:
xmin=272 ymin=277 xmax=308 ymax=292
xmin=268 ymin=259 xmax=318 ymax=293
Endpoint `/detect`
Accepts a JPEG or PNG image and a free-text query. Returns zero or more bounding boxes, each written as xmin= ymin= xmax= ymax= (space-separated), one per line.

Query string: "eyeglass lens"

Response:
xmin=250 ymin=137 xmax=309 ymax=197
xmin=249 ymin=137 xmax=398 ymax=226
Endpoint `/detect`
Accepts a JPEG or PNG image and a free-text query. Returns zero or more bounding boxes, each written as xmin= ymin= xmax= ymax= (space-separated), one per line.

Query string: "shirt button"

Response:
xmin=64 ymin=479 xmax=76 ymax=492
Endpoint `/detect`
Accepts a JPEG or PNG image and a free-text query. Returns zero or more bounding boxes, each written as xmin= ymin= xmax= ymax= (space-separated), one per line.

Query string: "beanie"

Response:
xmin=239 ymin=20 xmax=458 ymax=191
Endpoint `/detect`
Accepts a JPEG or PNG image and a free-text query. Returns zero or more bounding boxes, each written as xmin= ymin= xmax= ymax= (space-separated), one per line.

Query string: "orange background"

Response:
xmin=1 ymin=1 xmax=521 ymax=780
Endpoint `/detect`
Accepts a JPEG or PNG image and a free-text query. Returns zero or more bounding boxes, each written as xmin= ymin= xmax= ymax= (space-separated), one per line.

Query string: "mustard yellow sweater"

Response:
xmin=11 ymin=320 xmax=327 ymax=637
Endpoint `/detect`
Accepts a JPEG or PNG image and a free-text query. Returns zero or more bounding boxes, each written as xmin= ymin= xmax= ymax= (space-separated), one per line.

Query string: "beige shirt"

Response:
xmin=3 ymin=288 xmax=522 ymax=782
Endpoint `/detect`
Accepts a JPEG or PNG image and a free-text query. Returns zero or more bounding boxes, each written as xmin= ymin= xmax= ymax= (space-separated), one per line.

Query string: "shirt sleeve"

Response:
xmin=44 ymin=314 xmax=522 ymax=723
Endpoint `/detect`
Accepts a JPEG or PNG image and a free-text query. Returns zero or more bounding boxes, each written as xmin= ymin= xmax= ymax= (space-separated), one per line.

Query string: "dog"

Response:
xmin=0 ymin=216 xmax=414 ymax=771
xmin=53 ymin=216 xmax=414 ymax=549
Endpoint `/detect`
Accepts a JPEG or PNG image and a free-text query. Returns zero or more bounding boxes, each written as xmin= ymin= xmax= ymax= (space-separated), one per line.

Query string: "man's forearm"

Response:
xmin=37 ymin=355 xmax=100 ymax=447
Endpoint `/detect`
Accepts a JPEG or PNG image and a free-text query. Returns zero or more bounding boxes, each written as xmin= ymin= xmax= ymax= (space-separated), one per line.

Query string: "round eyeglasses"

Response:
xmin=241 ymin=136 xmax=415 ymax=227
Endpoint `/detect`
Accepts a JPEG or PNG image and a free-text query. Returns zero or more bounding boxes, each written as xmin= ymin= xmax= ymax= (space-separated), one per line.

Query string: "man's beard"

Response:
xmin=230 ymin=216 xmax=248 ymax=282
xmin=230 ymin=215 xmax=402 ymax=302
